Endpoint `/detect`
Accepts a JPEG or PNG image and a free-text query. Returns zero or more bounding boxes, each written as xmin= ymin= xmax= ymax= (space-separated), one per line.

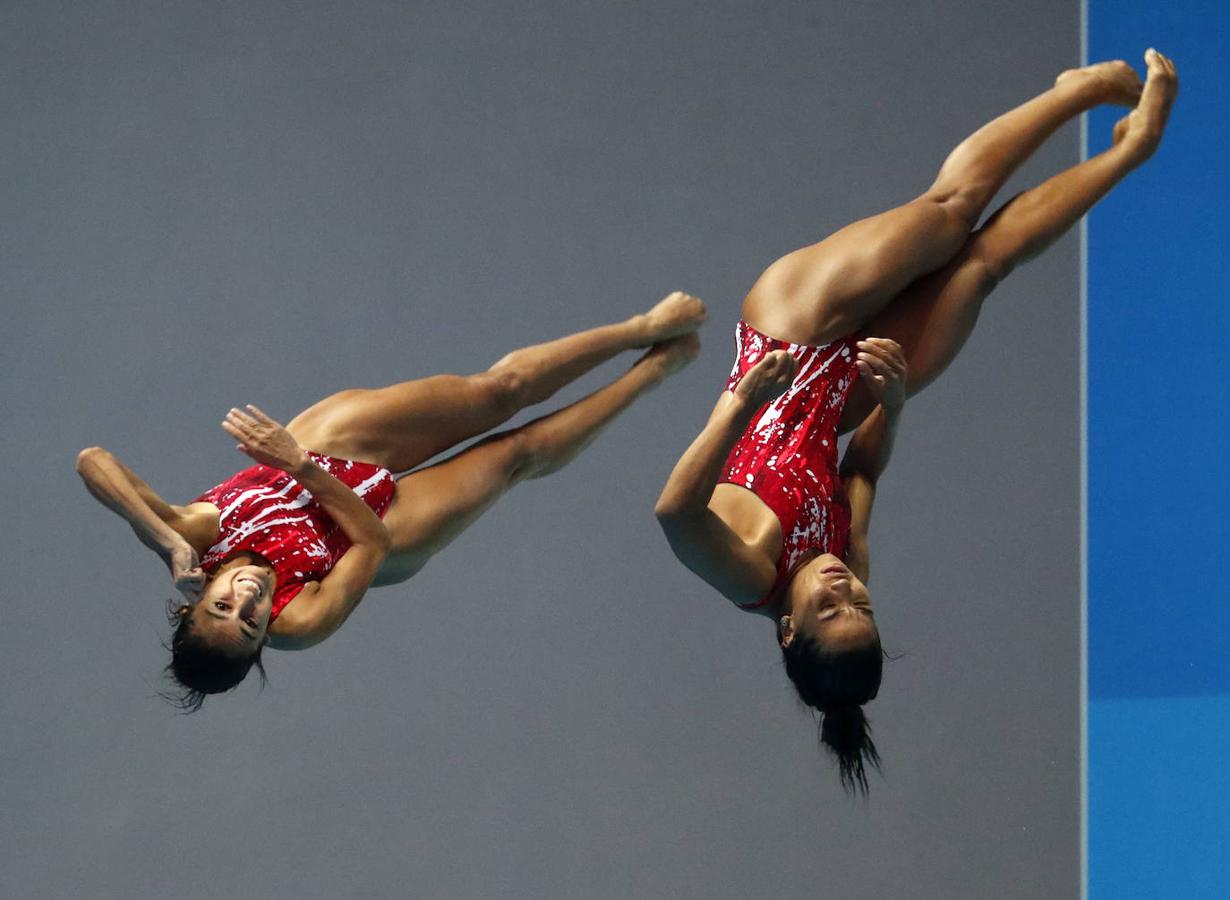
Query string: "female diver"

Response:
xmin=78 ymin=291 xmax=705 ymax=710
xmin=655 ymin=52 xmax=1178 ymax=792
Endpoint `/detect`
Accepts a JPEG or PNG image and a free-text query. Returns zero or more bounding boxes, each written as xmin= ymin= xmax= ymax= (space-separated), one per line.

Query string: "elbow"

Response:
xmin=654 ymin=500 xmax=697 ymax=537
xmin=654 ymin=496 xmax=683 ymax=523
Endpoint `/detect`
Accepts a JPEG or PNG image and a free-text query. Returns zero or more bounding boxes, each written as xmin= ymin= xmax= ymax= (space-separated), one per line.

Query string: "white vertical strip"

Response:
xmin=1079 ymin=0 xmax=1090 ymax=897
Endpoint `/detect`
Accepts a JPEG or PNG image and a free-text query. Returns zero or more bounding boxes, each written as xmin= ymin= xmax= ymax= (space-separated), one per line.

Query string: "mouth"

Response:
xmin=235 ymin=575 xmax=264 ymax=596
xmin=821 ymin=564 xmax=848 ymax=576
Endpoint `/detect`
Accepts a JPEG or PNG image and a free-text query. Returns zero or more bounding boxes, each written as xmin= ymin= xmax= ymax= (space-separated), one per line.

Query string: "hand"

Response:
xmin=734 ymin=349 xmax=798 ymax=409
xmin=221 ymin=404 xmax=311 ymax=473
xmin=168 ymin=541 xmax=206 ymax=603
xmin=855 ymin=338 xmax=906 ymax=412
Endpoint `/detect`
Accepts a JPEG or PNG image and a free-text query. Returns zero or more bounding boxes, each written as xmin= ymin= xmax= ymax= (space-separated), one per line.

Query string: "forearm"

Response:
xmin=290 ymin=460 xmax=391 ymax=550
xmin=839 ymin=403 xmax=902 ymax=484
xmin=656 ymin=392 xmax=756 ymax=517
xmin=75 ymin=447 xmax=182 ymax=556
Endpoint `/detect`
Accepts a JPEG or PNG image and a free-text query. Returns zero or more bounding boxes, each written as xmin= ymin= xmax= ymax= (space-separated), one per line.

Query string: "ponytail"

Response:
xmin=781 ymin=631 xmax=884 ymax=795
xmin=819 ymin=703 xmax=880 ymax=795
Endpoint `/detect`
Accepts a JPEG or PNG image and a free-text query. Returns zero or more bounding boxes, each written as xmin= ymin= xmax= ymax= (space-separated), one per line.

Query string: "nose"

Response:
xmin=239 ymin=594 xmax=259 ymax=622
xmin=829 ymin=576 xmax=852 ymax=597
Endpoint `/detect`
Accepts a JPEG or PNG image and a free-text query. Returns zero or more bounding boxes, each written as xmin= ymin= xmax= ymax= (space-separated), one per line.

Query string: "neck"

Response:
xmin=768 ymin=549 xmax=825 ymax=616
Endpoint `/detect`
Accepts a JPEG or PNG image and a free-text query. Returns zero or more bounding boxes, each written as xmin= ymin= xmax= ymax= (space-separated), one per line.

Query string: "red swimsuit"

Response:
xmin=193 ymin=453 xmax=397 ymax=622
xmin=719 ymin=320 xmax=859 ymax=609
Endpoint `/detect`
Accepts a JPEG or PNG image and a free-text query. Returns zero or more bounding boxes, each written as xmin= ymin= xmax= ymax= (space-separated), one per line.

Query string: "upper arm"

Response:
xmin=76 ymin=446 xmax=219 ymax=552
xmin=113 ymin=469 xmax=219 ymax=551
xmin=82 ymin=448 xmax=179 ymax=519
xmin=266 ymin=543 xmax=388 ymax=649
xmin=656 ymin=508 xmax=777 ymax=607
xmin=842 ymin=472 xmax=875 ymax=584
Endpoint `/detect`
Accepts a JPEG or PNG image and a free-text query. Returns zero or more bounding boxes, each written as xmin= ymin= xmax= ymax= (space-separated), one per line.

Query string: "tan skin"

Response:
xmin=657 ymin=53 xmax=1178 ymax=652
xmin=77 ymin=291 xmax=707 ymax=654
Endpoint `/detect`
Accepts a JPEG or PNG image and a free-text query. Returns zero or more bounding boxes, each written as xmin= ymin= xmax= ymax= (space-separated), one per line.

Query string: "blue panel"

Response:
xmin=1089 ymin=696 xmax=1230 ymax=898
xmin=1088 ymin=3 xmax=1230 ymax=898
xmin=1087 ymin=2 xmax=1230 ymax=701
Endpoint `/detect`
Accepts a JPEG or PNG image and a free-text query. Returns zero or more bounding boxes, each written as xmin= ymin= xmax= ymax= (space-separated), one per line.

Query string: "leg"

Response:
xmin=286 ymin=292 xmax=705 ymax=472
xmin=744 ymin=61 xmax=1143 ymax=346
xmin=839 ymin=51 xmax=1177 ymax=430
xmin=373 ymin=337 xmax=697 ymax=585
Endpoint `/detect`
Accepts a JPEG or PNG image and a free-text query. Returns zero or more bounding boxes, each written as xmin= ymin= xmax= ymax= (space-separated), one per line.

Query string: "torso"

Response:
xmin=191 ymin=453 xmax=397 ymax=621
xmin=713 ymin=320 xmax=858 ymax=609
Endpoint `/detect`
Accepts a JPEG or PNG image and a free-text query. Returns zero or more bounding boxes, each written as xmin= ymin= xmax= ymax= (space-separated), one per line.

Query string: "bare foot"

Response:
xmin=637 ymin=291 xmax=708 ymax=346
xmin=1112 ymin=49 xmax=1178 ymax=162
xmin=642 ymin=332 xmax=701 ymax=378
xmin=733 ymin=350 xmax=798 ymax=408
xmin=1056 ymin=59 xmax=1142 ymax=107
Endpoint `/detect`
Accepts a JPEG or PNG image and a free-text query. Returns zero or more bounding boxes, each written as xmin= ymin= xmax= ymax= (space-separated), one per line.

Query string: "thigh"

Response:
xmin=285 ymin=371 xmax=522 ymax=473
xmin=371 ymin=430 xmax=528 ymax=586
xmin=838 ymin=246 xmax=1000 ymax=431
xmin=742 ymin=198 xmax=969 ymax=346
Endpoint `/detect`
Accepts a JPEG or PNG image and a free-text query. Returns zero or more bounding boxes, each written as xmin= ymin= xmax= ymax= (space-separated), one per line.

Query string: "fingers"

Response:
xmin=175 ymin=570 xmax=205 ymax=601
xmin=245 ymin=404 xmax=277 ymax=425
xmin=762 ymin=349 xmax=798 ymax=377
xmin=220 ymin=416 xmax=250 ymax=444
xmin=757 ymin=350 xmax=798 ymax=391
xmin=222 ymin=406 xmax=274 ymax=442
xmin=856 ymin=338 xmax=907 ymax=397
xmin=735 ymin=349 xmax=798 ymax=406
xmin=856 ymin=353 xmax=893 ymax=379
xmin=856 ymin=338 xmax=906 ymax=375
xmin=855 ymin=360 xmax=886 ymax=387
xmin=223 ymin=405 xmax=278 ymax=429
xmin=224 ymin=408 xmax=254 ymax=433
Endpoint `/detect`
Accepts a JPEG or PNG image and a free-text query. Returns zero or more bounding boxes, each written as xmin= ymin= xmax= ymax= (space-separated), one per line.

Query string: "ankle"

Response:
xmin=627 ymin=313 xmax=655 ymax=347
xmin=1054 ymin=70 xmax=1121 ymax=113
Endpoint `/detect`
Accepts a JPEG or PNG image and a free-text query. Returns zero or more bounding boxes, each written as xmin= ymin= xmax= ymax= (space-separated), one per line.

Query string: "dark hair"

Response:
xmin=781 ymin=630 xmax=884 ymax=795
xmin=161 ymin=604 xmax=267 ymax=713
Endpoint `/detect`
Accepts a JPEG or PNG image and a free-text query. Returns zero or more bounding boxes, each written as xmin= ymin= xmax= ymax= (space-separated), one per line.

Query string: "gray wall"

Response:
xmin=3 ymin=2 xmax=1081 ymax=897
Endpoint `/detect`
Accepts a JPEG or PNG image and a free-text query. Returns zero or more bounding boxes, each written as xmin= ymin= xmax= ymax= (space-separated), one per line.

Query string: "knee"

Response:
xmin=935 ymin=191 xmax=986 ymax=234
xmin=484 ymin=428 xmax=538 ymax=485
xmin=922 ymin=177 xmax=997 ymax=234
xmin=479 ymin=365 xmax=531 ymax=417
xmin=964 ymin=237 xmax=1014 ymax=288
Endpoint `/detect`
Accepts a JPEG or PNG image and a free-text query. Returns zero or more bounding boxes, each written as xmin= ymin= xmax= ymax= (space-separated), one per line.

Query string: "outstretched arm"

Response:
xmin=220 ymin=406 xmax=392 ymax=647
xmin=75 ymin=446 xmax=216 ymax=601
xmin=839 ymin=339 xmax=907 ymax=584
xmin=655 ymin=351 xmax=797 ymax=605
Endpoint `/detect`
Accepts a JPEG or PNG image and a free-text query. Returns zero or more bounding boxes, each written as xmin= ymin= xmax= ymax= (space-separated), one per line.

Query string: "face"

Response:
xmin=781 ymin=554 xmax=876 ymax=651
xmin=184 ymin=562 xmax=275 ymax=653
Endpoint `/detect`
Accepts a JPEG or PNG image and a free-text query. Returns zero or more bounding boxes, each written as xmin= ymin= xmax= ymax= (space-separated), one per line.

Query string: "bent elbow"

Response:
xmin=654 ymin=497 xmax=683 ymax=523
